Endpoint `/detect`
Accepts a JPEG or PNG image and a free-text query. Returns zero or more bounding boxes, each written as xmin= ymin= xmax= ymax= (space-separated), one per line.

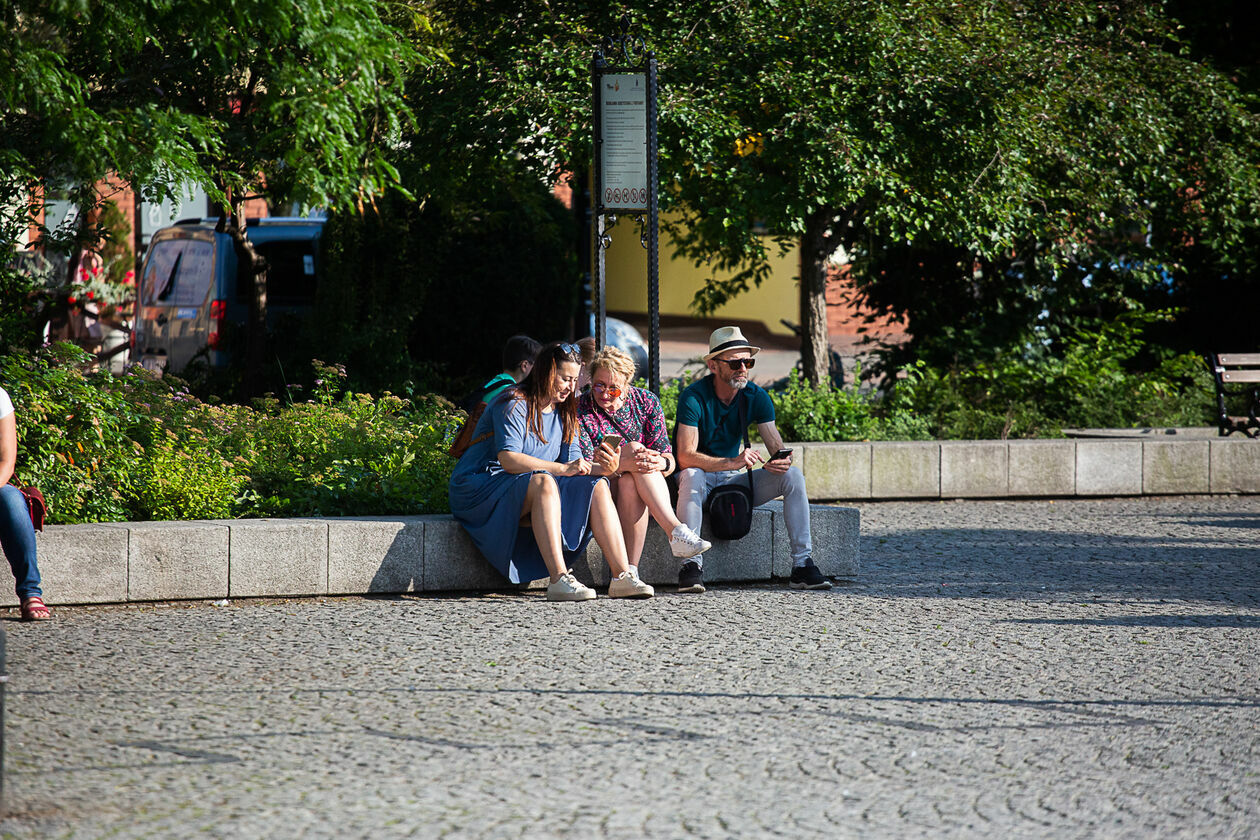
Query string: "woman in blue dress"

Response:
xmin=449 ymin=342 xmax=654 ymax=601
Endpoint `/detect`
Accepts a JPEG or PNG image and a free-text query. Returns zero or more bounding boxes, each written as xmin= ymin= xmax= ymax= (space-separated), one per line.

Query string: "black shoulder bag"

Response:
xmin=704 ymin=392 xmax=755 ymax=540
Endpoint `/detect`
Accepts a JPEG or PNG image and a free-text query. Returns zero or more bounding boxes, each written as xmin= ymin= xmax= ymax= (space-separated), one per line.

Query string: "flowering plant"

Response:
xmin=69 ymin=259 xmax=136 ymax=319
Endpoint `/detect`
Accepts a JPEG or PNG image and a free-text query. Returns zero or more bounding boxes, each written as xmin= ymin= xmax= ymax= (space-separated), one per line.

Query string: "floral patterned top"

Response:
xmin=576 ymin=386 xmax=672 ymax=460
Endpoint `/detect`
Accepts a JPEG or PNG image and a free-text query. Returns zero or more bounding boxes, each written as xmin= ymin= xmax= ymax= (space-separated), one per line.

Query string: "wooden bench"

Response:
xmin=1207 ymin=353 xmax=1260 ymax=438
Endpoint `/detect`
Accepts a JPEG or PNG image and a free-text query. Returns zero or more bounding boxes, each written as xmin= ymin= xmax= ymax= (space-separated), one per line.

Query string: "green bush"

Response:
xmin=2 ymin=344 xmax=140 ymax=523
xmin=227 ymin=363 xmax=458 ymax=518
xmin=132 ymin=438 xmax=245 ymax=521
xmin=770 ymin=369 xmax=878 ymax=442
xmin=3 ymin=350 xmax=463 ymax=523
xmin=657 ymin=313 xmax=1210 ymax=443
xmin=883 ymin=313 xmax=1214 ymax=439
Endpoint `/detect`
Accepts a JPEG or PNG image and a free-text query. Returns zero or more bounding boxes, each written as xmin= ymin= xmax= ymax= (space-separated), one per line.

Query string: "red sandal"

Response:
xmin=20 ymin=596 xmax=52 ymax=621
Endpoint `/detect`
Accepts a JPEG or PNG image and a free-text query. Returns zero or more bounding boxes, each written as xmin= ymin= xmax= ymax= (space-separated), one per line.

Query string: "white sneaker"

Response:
xmin=608 ymin=571 xmax=655 ymax=599
xmin=669 ymin=525 xmax=712 ymax=559
xmin=627 ymin=565 xmax=641 ymax=580
xmin=546 ymin=572 xmax=596 ymax=602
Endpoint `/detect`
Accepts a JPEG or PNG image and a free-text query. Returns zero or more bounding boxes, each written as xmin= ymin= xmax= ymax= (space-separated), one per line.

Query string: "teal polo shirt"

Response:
xmin=480 ymin=373 xmax=517 ymax=404
xmin=675 ymin=376 xmax=775 ymax=458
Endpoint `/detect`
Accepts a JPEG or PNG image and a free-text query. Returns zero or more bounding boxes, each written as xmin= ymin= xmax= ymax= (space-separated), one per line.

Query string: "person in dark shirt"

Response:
xmin=477 ymin=334 xmax=542 ymax=407
xmin=673 ymin=326 xmax=831 ymax=594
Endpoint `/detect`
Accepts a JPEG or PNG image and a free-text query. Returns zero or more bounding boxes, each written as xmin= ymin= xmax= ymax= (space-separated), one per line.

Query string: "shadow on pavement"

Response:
xmin=1002 ymin=614 xmax=1260 ymax=627
xmin=859 ymin=525 xmax=1259 ymax=605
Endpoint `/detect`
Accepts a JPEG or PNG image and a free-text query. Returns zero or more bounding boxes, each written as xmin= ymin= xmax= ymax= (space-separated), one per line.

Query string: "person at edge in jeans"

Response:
xmin=672 ymin=326 xmax=832 ymax=594
xmin=0 ymin=385 xmax=52 ymax=620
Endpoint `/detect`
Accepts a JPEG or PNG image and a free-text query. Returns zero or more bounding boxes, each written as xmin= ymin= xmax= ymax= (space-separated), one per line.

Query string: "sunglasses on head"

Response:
xmin=719 ymin=357 xmax=755 ymax=370
xmin=592 ymin=382 xmax=622 ymax=398
xmin=558 ymin=342 xmax=581 ymax=356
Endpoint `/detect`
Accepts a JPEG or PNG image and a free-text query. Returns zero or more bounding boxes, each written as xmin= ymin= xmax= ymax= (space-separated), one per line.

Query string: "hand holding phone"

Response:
xmin=601 ymin=433 xmax=623 ymax=450
xmin=771 ymin=448 xmax=793 ymax=462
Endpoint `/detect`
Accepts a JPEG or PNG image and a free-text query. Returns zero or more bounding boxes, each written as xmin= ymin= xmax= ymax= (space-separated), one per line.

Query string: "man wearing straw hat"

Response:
xmin=672 ymin=326 xmax=831 ymax=594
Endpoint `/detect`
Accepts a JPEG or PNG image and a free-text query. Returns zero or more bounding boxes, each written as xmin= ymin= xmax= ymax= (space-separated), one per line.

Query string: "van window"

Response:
xmin=141 ymin=239 xmax=215 ymax=307
xmin=246 ymin=239 xmax=318 ymax=306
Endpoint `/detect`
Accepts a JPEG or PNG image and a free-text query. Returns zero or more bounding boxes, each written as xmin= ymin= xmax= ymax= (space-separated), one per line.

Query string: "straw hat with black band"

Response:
xmin=703 ymin=326 xmax=762 ymax=363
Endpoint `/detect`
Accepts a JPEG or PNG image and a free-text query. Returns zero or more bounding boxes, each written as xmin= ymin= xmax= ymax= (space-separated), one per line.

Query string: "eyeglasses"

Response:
xmin=558 ymin=343 xmax=581 ymax=356
xmin=719 ymin=357 xmax=755 ymax=370
xmin=592 ymin=382 xmax=622 ymax=398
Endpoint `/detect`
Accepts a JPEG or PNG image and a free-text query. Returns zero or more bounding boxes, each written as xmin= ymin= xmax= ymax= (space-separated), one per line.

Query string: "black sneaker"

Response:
xmin=789 ymin=560 xmax=833 ymax=590
xmin=677 ymin=561 xmax=705 ymax=594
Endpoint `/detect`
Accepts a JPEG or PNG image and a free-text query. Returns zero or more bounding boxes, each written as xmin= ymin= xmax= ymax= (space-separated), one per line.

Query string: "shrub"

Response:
xmin=2 ymin=344 xmax=140 ymax=523
xmin=132 ymin=438 xmax=245 ymax=521
xmin=659 ymin=314 xmax=1209 ymax=443
xmin=883 ymin=312 xmax=1214 ymax=439
xmin=206 ymin=362 xmax=457 ymax=518
xmin=3 ymin=351 xmax=463 ymax=523
xmin=770 ymin=369 xmax=878 ymax=442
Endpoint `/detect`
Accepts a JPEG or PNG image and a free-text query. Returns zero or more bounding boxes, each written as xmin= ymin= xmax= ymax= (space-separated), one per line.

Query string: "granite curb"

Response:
xmin=10 ymin=437 xmax=1255 ymax=608
xmin=798 ymin=436 xmax=1259 ymax=500
xmin=13 ymin=505 xmax=860 ymax=607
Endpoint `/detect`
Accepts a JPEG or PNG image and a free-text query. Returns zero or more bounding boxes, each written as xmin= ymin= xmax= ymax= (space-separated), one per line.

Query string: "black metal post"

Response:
xmin=591 ymin=16 xmax=656 ymax=372
xmin=646 ymin=54 xmax=660 ymax=394
xmin=591 ymin=50 xmax=606 ymax=349
xmin=595 ymin=215 xmax=607 ymax=350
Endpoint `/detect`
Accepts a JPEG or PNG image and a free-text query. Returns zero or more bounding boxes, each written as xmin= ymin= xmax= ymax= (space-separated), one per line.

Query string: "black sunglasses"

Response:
xmin=719 ymin=357 xmax=755 ymax=370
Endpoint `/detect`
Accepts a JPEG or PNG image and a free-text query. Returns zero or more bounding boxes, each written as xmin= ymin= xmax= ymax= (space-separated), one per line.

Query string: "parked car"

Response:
xmin=134 ymin=216 xmax=326 ymax=373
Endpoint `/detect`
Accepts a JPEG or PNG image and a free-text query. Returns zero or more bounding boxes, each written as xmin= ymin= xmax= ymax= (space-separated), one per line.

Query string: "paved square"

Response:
xmin=2 ymin=496 xmax=1257 ymax=838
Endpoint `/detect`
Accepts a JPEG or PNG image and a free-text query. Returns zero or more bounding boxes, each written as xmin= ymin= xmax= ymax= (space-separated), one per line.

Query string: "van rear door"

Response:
xmin=137 ymin=230 xmax=218 ymax=372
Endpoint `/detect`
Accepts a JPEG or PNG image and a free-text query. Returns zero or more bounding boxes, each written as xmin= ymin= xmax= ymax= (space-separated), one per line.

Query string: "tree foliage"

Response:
xmin=2 ymin=0 xmax=422 ymax=368
xmin=413 ymin=1 xmax=1260 ymax=384
xmin=3 ymin=0 xmax=419 ymax=216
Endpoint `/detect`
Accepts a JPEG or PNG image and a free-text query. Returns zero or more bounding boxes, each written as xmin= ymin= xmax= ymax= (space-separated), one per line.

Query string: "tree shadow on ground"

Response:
xmin=856 ymin=524 xmax=1259 ymax=606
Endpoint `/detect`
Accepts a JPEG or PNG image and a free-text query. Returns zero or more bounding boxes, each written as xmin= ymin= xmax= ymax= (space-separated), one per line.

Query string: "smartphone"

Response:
xmin=771 ymin=448 xmax=793 ymax=461
xmin=601 ymin=433 xmax=623 ymax=450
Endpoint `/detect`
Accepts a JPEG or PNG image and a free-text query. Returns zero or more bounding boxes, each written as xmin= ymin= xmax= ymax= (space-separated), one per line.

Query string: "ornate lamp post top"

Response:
xmin=595 ymin=14 xmax=649 ymax=68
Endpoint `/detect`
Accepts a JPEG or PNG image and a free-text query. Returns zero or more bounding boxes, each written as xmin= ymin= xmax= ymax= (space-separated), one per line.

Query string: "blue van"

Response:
xmin=134 ymin=216 xmax=326 ymax=373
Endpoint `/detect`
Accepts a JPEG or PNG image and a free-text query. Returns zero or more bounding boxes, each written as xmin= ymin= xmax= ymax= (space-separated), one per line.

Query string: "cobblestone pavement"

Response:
xmin=2 ymin=496 xmax=1258 ymax=839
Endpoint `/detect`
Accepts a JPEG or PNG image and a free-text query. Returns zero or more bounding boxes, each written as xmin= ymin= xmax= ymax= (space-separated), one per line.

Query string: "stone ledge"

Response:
xmin=792 ymin=437 xmax=1257 ymax=501
xmin=9 ymin=436 xmax=1254 ymax=607
xmin=14 ymin=506 xmax=860 ymax=606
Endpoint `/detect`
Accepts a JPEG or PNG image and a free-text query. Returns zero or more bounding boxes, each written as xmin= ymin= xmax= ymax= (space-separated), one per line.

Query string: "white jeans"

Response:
xmin=675 ymin=466 xmax=812 ymax=564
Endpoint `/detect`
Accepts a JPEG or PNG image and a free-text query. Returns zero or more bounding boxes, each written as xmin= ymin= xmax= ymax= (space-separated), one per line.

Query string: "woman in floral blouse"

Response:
xmin=577 ymin=347 xmax=710 ymax=578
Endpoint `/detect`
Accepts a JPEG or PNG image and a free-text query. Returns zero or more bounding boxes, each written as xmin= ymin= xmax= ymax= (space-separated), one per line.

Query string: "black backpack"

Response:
xmin=703 ymin=391 xmax=755 ymax=540
xmin=448 ymin=376 xmax=513 ymax=460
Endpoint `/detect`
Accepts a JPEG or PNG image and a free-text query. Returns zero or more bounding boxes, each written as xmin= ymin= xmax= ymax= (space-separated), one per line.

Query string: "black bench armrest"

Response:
xmin=1208 ymin=353 xmax=1260 ymax=438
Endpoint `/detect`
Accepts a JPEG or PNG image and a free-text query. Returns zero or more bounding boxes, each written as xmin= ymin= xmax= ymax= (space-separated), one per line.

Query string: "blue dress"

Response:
xmin=448 ymin=394 xmax=606 ymax=583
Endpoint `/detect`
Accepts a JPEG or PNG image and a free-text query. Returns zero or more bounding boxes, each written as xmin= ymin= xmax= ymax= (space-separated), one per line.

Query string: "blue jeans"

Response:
xmin=0 ymin=484 xmax=43 ymax=599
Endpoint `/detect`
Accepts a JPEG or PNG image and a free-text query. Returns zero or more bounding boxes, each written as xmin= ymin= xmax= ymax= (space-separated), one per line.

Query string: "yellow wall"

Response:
xmin=602 ymin=214 xmax=799 ymax=337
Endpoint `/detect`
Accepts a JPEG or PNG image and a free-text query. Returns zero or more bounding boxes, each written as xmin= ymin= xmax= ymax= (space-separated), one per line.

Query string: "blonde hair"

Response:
xmin=589 ymin=345 xmax=636 ymax=385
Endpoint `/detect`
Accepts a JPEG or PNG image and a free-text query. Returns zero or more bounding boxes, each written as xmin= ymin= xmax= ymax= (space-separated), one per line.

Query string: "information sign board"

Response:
xmin=598 ymin=73 xmax=648 ymax=212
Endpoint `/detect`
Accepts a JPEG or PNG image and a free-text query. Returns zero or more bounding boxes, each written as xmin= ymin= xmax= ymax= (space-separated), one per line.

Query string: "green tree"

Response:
xmin=2 ymin=0 xmax=422 ymax=385
xmin=658 ymin=0 xmax=1259 ymax=383
xmin=413 ymin=1 xmax=1260 ymax=385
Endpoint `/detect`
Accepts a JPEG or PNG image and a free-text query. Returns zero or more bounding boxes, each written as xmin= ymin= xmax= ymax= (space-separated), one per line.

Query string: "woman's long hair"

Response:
xmin=510 ymin=342 xmax=581 ymax=444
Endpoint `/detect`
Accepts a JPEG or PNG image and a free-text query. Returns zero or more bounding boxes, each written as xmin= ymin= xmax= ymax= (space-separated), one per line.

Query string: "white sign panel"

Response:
xmin=599 ymin=73 xmax=648 ymax=212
